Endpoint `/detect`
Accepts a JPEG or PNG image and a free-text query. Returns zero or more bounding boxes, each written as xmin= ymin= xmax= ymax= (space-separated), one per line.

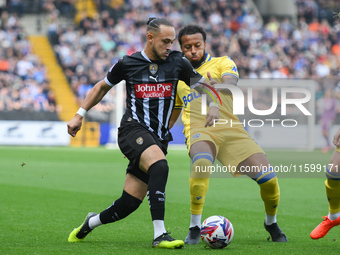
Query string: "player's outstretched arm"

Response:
xmin=333 ymin=128 xmax=340 ymax=147
xmin=203 ymin=72 xmax=220 ymax=126
xmin=204 ymin=73 xmax=240 ymax=127
xmin=191 ymin=76 xmax=220 ymax=127
xmin=79 ymin=79 xmax=112 ymax=111
xmin=207 ymin=71 xmax=217 ymax=85
xmin=67 ymin=79 xmax=112 ymax=137
xmin=214 ymin=75 xmax=238 ymax=94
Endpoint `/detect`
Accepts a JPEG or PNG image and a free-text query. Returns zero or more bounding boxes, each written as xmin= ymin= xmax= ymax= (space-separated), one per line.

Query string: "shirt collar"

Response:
xmin=141 ymin=50 xmax=151 ymax=62
xmin=196 ymin=53 xmax=211 ymax=68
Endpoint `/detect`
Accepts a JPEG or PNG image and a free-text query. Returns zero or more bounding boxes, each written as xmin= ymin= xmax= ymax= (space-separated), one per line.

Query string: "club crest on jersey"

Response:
xmin=136 ymin=137 xmax=144 ymax=145
xmin=149 ymin=63 xmax=158 ymax=75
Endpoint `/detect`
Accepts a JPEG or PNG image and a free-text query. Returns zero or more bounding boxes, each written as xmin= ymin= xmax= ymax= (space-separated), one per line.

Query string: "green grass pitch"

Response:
xmin=1 ymin=146 xmax=340 ymax=254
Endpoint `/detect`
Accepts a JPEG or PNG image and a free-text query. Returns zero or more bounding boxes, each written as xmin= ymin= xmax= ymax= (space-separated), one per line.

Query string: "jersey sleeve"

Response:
xmin=179 ymin=56 xmax=204 ymax=87
xmin=104 ymin=58 xmax=124 ymax=86
xmin=220 ymin=56 xmax=239 ymax=79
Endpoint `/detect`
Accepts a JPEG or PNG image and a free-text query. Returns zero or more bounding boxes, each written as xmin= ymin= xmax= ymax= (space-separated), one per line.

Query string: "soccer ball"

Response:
xmin=200 ymin=215 xmax=234 ymax=249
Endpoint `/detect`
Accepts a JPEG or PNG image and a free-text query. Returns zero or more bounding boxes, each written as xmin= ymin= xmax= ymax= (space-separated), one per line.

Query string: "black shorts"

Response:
xmin=118 ymin=122 xmax=168 ymax=184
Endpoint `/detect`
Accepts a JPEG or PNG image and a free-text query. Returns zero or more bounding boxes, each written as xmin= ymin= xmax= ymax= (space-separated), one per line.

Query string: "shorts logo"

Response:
xmin=149 ymin=63 xmax=158 ymax=75
xmin=192 ymin=133 xmax=200 ymax=139
xmin=136 ymin=136 xmax=144 ymax=145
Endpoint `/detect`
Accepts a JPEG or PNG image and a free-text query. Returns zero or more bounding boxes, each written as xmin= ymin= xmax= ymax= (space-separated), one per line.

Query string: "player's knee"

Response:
xmin=190 ymin=178 xmax=209 ymax=200
xmin=256 ymin=171 xmax=280 ymax=198
xmin=191 ymin=183 xmax=206 ymax=194
xmin=121 ymin=190 xmax=143 ymax=215
xmin=259 ymin=177 xmax=280 ymax=210
xmin=140 ymin=145 xmax=166 ymax=171
xmin=148 ymin=159 xmax=169 ymax=176
xmin=260 ymin=177 xmax=279 ymax=192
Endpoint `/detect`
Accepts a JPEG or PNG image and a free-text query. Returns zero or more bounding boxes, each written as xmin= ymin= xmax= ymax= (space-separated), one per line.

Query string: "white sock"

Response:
xmin=153 ymin=220 xmax=166 ymax=239
xmin=190 ymin=214 xmax=202 ymax=228
xmin=88 ymin=214 xmax=102 ymax=229
xmin=265 ymin=214 xmax=277 ymax=225
xmin=329 ymin=211 xmax=340 ymax=221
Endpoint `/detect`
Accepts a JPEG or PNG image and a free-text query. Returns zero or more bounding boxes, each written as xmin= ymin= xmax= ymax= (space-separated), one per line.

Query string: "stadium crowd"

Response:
xmin=0 ymin=8 xmax=59 ymax=120
xmin=0 ymin=0 xmax=340 ymax=122
xmin=51 ymin=0 xmax=340 ymax=122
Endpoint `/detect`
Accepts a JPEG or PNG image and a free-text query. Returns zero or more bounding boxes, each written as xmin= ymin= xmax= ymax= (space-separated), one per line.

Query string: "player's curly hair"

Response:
xmin=178 ymin=25 xmax=207 ymax=46
xmin=146 ymin=17 xmax=174 ymax=33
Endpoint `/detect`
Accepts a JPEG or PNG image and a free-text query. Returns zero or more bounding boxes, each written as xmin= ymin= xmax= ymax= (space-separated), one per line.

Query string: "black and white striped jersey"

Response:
xmin=105 ymin=50 xmax=203 ymax=141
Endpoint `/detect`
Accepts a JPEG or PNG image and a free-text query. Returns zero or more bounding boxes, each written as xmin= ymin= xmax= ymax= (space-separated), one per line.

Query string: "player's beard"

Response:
xmin=152 ymin=44 xmax=168 ymax=61
xmin=191 ymin=50 xmax=206 ymax=68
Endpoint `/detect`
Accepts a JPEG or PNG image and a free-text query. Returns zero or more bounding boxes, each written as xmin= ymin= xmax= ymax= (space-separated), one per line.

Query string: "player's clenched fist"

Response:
xmin=67 ymin=115 xmax=83 ymax=137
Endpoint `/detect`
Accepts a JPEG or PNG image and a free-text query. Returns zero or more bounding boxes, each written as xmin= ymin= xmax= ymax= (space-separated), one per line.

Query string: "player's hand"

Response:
xmin=205 ymin=106 xmax=219 ymax=127
xmin=67 ymin=114 xmax=83 ymax=137
xmin=333 ymin=129 xmax=340 ymax=147
xmin=207 ymin=71 xmax=217 ymax=85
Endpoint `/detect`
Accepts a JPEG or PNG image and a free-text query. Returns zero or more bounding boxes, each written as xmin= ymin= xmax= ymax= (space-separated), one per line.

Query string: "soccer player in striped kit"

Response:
xmin=67 ymin=18 xmax=218 ymax=249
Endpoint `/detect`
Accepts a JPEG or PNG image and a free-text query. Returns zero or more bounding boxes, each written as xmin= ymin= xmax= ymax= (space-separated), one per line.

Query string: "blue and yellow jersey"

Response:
xmin=175 ymin=53 xmax=241 ymax=135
